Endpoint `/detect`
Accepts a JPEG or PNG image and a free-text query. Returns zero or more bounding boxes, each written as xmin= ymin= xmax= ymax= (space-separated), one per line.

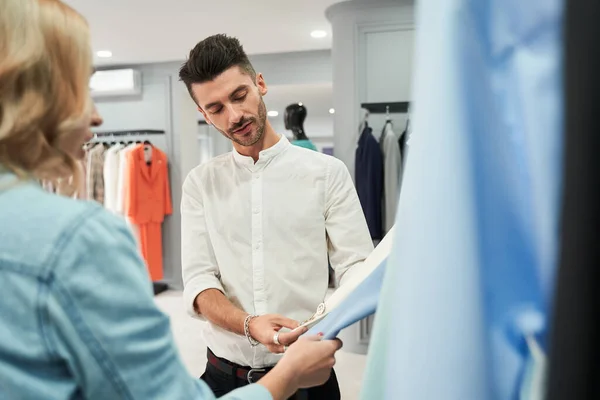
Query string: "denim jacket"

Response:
xmin=0 ymin=172 xmax=271 ymax=400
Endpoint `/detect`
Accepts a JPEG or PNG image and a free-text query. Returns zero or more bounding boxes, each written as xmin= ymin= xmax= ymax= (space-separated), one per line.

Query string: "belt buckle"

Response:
xmin=247 ymin=368 xmax=266 ymax=383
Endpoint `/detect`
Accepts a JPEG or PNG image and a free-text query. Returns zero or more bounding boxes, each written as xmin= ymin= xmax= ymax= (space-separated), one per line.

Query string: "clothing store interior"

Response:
xmin=67 ymin=1 xmax=413 ymax=398
xmin=1 ymin=0 xmax=596 ymax=398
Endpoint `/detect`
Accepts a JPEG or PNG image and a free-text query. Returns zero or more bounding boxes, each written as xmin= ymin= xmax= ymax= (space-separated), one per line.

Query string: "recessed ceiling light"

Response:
xmin=96 ymin=50 xmax=113 ymax=58
xmin=311 ymin=30 xmax=327 ymax=39
xmin=267 ymin=110 xmax=279 ymax=117
xmin=298 ymin=102 xmax=303 ymax=106
xmin=329 ymin=108 xmax=335 ymax=114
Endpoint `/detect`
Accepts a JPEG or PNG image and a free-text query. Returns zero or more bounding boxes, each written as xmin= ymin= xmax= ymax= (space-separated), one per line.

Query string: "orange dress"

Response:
xmin=124 ymin=145 xmax=172 ymax=281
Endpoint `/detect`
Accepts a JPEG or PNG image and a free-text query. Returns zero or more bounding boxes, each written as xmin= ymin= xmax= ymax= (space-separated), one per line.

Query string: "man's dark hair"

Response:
xmin=179 ymin=34 xmax=256 ymax=103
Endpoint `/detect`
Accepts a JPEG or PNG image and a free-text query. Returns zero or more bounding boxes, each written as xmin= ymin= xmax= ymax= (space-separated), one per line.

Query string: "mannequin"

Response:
xmin=284 ymin=103 xmax=318 ymax=151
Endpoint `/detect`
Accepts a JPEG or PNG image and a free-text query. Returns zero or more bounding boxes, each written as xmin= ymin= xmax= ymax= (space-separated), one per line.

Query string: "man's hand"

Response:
xmin=248 ymin=314 xmax=308 ymax=354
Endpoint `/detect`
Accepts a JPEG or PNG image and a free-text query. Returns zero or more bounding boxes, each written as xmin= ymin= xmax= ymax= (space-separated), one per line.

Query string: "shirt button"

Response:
xmin=254 ymin=174 xmax=260 ymax=180
xmin=253 ymin=208 xmax=260 ymax=214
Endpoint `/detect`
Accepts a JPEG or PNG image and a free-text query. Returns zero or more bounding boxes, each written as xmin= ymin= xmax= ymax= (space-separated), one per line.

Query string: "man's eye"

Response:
xmin=234 ymin=94 xmax=247 ymax=101
xmin=211 ymin=107 xmax=223 ymax=114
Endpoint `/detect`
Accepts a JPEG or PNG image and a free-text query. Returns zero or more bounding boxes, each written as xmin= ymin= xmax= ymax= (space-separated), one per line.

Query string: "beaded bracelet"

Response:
xmin=244 ymin=314 xmax=260 ymax=347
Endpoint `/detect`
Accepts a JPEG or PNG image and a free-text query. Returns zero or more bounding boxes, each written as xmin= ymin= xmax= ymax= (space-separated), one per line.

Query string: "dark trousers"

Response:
xmin=201 ymin=356 xmax=341 ymax=400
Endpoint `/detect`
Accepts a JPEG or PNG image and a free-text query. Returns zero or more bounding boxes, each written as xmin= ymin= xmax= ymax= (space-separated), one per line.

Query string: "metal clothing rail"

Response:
xmin=360 ymin=102 xmax=410 ymax=114
xmin=93 ymin=129 xmax=165 ymax=137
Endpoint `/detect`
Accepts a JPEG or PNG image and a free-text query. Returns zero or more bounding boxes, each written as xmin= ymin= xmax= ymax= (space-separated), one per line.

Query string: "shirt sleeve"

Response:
xmin=324 ymin=157 xmax=374 ymax=286
xmin=181 ymin=171 xmax=225 ymax=319
xmin=44 ymin=207 xmax=271 ymax=400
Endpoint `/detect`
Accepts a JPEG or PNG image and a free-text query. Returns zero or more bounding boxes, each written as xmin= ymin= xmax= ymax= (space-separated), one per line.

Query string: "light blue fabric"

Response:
xmin=0 ymin=172 xmax=272 ymax=400
xmin=360 ymin=0 xmax=564 ymax=399
xmin=306 ymin=260 xmax=386 ymax=340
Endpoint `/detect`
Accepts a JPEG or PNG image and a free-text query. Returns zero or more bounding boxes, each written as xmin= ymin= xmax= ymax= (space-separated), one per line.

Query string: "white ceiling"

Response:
xmin=63 ymin=0 xmax=345 ymax=66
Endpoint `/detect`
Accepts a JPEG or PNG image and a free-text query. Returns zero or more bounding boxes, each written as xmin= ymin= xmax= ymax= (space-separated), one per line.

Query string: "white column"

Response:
xmin=326 ymin=0 xmax=415 ymax=354
xmin=161 ymin=75 xmax=200 ymax=288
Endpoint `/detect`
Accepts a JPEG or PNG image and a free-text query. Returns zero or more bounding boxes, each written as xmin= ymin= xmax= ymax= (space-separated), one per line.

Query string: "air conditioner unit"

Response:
xmin=90 ymin=68 xmax=142 ymax=98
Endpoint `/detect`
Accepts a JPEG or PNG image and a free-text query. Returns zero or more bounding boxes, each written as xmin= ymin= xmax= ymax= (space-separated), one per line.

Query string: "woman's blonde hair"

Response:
xmin=0 ymin=0 xmax=92 ymax=189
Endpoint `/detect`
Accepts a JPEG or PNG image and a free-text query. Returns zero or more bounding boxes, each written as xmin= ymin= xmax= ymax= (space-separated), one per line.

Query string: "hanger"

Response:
xmin=359 ymin=108 xmax=370 ymax=133
xmin=143 ymin=140 xmax=153 ymax=165
xmin=385 ymin=105 xmax=393 ymax=125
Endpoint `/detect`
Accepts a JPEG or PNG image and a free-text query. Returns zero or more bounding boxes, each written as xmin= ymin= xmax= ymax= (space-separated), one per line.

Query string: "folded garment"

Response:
xmin=305 ymin=258 xmax=387 ymax=339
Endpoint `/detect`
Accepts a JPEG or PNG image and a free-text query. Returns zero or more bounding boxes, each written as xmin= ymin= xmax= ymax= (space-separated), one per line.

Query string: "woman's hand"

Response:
xmin=257 ymin=334 xmax=343 ymax=400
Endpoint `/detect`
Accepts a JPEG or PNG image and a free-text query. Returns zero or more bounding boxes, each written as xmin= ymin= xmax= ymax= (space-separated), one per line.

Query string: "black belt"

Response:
xmin=207 ymin=348 xmax=274 ymax=383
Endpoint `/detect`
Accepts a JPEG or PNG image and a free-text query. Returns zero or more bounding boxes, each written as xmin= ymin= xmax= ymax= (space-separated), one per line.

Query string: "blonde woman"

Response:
xmin=0 ymin=1 xmax=342 ymax=399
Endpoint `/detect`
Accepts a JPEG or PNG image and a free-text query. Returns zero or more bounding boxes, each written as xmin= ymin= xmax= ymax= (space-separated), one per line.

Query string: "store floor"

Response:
xmin=155 ymin=290 xmax=367 ymax=400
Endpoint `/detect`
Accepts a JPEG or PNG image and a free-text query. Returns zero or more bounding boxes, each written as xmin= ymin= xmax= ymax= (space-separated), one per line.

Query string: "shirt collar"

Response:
xmin=232 ymin=134 xmax=290 ymax=168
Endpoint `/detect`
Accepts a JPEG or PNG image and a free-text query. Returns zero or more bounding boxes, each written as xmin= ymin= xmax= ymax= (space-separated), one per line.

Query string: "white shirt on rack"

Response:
xmin=116 ymin=143 xmax=138 ymax=215
xmin=181 ymin=134 xmax=373 ymax=368
xmin=103 ymin=143 xmax=124 ymax=212
xmin=381 ymin=123 xmax=402 ymax=233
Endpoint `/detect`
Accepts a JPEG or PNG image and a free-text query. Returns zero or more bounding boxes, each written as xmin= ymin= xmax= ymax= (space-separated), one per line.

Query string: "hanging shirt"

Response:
xmin=361 ymin=0 xmax=564 ymax=398
xmin=291 ymin=139 xmax=318 ymax=151
xmin=181 ymin=135 xmax=373 ymax=368
xmin=116 ymin=144 xmax=139 ymax=215
xmin=103 ymin=144 xmax=124 ymax=213
xmin=380 ymin=123 xmax=402 ymax=234
xmin=355 ymin=124 xmax=384 ymax=240
xmin=86 ymin=144 xmax=105 ymax=204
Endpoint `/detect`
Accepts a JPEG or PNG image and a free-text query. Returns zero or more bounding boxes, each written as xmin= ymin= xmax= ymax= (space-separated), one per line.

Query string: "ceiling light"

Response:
xmin=311 ymin=30 xmax=327 ymax=39
xmin=298 ymin=102 xmax=303 ymax=106
xmin=96 ymin=50 xmax=113 ymax=58
xmin=267 ymin=110 xmax=279 ymax=117
xmin=329 ymin=108 xmax=335 ymax=114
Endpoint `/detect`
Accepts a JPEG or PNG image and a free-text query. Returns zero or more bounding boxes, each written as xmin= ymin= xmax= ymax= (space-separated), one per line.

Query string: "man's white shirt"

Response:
xmin=181 ymin=135 xmax=373 ymax=367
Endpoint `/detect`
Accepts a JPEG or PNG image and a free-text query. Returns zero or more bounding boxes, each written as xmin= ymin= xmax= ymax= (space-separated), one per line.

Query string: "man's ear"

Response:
xmin=198 ymin=107 xmax=211 ymax=125
xmin=256 ymin=73 xmax=268 ymax=96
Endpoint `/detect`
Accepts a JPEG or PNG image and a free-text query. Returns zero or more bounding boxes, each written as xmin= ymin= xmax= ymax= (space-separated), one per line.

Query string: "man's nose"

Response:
xmin=227 ymin=105 xmax=242 ymax=126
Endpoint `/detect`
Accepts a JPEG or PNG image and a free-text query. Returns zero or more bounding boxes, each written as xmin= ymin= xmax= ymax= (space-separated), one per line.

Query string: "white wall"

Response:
xmin=251 ymin=50 xmax=332 ymax=85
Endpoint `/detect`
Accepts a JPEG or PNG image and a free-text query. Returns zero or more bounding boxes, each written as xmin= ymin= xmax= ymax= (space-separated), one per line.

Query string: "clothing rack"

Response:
xmin=89 ymin=129 xmax=170 ymax=296
xmin=93 ymin=129 xmax=165 ymax=137
xmin=360 ymin=102 xmax=410 ymax=114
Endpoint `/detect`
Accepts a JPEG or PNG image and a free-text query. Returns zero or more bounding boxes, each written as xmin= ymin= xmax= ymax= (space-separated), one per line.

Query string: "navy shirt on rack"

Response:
xmin=355 ymin=124 xmax=384 ymax=240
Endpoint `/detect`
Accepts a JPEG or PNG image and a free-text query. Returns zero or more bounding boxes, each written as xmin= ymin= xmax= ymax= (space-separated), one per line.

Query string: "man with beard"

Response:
xmin=179 ymin=34 xmax=373 ymax=399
